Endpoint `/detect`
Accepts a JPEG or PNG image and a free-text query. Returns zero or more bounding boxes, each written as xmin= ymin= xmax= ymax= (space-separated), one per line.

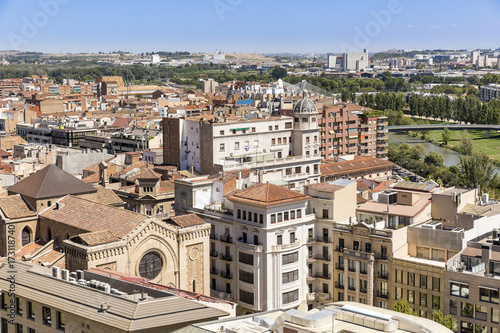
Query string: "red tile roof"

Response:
xmin=226 ymin=183 xmax=310 ymax=207
xmin=168 ymin=214 xmax=206 ymax=228
xmin=40 ymin=196 xmax=146 ymax=238
xmin=0 ymin=195 xmax=36 ymax=219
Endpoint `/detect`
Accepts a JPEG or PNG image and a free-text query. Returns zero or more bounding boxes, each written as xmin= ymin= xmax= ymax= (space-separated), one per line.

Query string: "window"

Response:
xmin=43 ymin=306 xmax=51 ymax=325
xmin=306 ymin=137 xmax=310 ymax=143
xmin=275 ymin=125 xmax=279 ymax=130
xmin=16 ymin=323 xmax=23 ymax=333
xmin=417 ymin=246 xmax=429 ymax=259
xmin=348 ymin=277 xmax=355 ymax=290
xmin=420 ymin=275 xmax=427 ymax=289
xmin=239 ymin=290 xmax=254 ymax=305
xmin=282 ymin=290 xmax=298 ymax=304
xmin=235 ymin=142 xmax=240 ymax=149
xmin=432 ymin=295 xmax=440 ymax=309
xmin=479 ymin=287 xmax=499 ymax=303
xmin=492 ymin=308 xmax=499 ymax=324
xmin=251 ymin=127 xmax=256 ymax=133
xmin=432 ymin=248 xmax=446 ymax=261
xmin=16 ymin=297 xmax=22 ymax=315
xmin=57 ymin=311 xmax=65 ymax=330
xmin=395 ymin=287 xmax=402 ymax=299
xmin=290 ymin=232 xmax=295 ymax=243
xmin=297 ymin=209 xmax=302 ymax=218
xmin=242 ymin=210 xmax=247 ymax=220
xmin=284 ymin=212 xmax=289 ymax=221
xmin=462 ymin=302 xmax=474 ymax=318
xmin=28 ymin=301 xmax=35 ymax=319
xmin=239 ymin=252 xmax=253 ymax=265
xmin=278 ymin=138 xmax=282 ymax=144
xmin=239 ymin=270 xmax=254 ymax=284
xmin=475 ymin=305 xmax=487 ymax=321
xmin=450 ymin=282 xmax=469 ymax=298
xmin=408 ymin=290 xmax=415 ymax=304
xmin=22 ymin=227 xmax=31 ymax=247
xmin=360 ymin=279 xmax=367 ymax=293
xmin=353 ymin=241 xmax=359 ymax=251
xmin=283 ymin=137 xmax=287 ymax=144
xmin=365 ymin=243 xmax=371 ymax=253
xmin=348 ymin=259 xmax=355 ymax=272
xmin=220 ymin=130 xmax=224 ymax=135
xmin=282 ymin=270 xmax=299 ymax=283
xmin=432 ymin=277 xmax=440 ymax=291
xmin=1 ymin=292 xmax=6 ymax=309
xmin=277 ymin=235 xmax=282 ymax=245
xmin=269 ymin=126 xmax=273 ymax=131
xmin=408 ymin=272 xmax=415 ymax=286
xmin=272 ymin=138 xmax=276 ymax=145
xmin=259 ymin=214 xmax=263 ymax=224
xmin=271 ymin=214 xmax=276 ymax=223
xmin=237 ymin=209 xmax=241 ymax=219
xmin=254 ymin=140 xmax=258 ymax=147
xmin=420 ymin=293 xmax=427 ymax=306
xmin=1 ymin=319 xmax=7 ymax=333
xmin=138 ymin=252 xmax=163 ymax=279
xmin=277 ymin=213 xmax=282 ymax=222
xmin=283 ymin=252 xmax=299 ymax=265
xmin=360 ymin=261 xmax=367 ymax=274
xmin=395 ymin=270 xmax=403 ymax=283
xmin=449 ymin=299 xmax=458 ymax=315
xmin=219 ymin=143 xmax=225 ymax=151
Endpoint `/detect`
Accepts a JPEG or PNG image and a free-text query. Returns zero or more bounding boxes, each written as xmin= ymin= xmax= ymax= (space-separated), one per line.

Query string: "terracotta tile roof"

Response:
xmin=0 ymin=149 xmax=11 ymax=158
xmin=8 ymin=164 xmax=97 ymax=199
xmin=111 ymin=161 xmax=148 ymax=179
xmin=357 ymin=195 xmax=368 ymax=204
xmin=112 ymin=117 xmax=133 ymax=128
xmin=10 ymin=240 xmax=46 ymax=260
xmin=304 ymin=183 xmax=344 ymax=193
xmin=40 ymin=196 xmax=146 ymax=238
xmin=73 ymin=230 xmax=119 ymax=246
xmin=35 ymin=248 xmax=64 ymax=265
xmin=158 ymin=180 xmax=174 ymax=193
xmin=167 ymin=214 xmax=206 ymax=228
xmin=0 ymin=195 xmax=36 ymax=219
xmin=369 ymin=180 xmax=395 ymax=194
xmin=226 ymin=183 xmax=310 ymax=207
xmin=357 ymin=179 xmax=371 ymax=191
xmin=131 ymin=167 xmax=162 ymax=181
xmin=321 ymin=157 xmax=395 ymax=177
xmin=76 ymin=185 xmax=124 ymax=206
xmin=81 ymin=172 xmax=100 ymax=184
xmin=83 ymin=160 xmax=116 ymax=174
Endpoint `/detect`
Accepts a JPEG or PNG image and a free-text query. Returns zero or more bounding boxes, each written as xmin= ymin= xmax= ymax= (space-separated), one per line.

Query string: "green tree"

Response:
xmin=270 ymin=66 xmax=287 ymax=80
xmin=409 ymin=144 xmax=425 ymax=160
xmin=432 ymin=310 xmax=458 ymax=331
xmin=442 ymin=127 xmax=452 ymax=145
xmin=424 ymin=151 xmax=444 ymax=167
xmin=459 ymin=151 xmax=495 ymax=190
xmin=393 ymin=299 xmax=415 ymax=315
xmin=459 ymin=130 xmax=474 ymax=156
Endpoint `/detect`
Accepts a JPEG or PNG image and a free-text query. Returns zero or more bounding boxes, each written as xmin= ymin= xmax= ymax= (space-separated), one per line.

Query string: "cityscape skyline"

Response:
xmin=0 ymin=0 xmax=499 ymax=54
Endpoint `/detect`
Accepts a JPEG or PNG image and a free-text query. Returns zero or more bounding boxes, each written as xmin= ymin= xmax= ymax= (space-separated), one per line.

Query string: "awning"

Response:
xmin=231 ymin=127 xmax=250 ymax=131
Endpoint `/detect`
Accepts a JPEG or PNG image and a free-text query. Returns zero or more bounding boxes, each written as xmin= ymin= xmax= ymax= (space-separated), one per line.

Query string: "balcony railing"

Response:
xmin=220 ymin=235 xmax=233 ymax=243
xmin=210 ymin=268 xmax=219 ymax=275
xmin=313 ymin=254 xmax=331 ymax=261
xmin=335 ymin=246 xmax=344 ymax=253
xmin=335 ymin=282 xmax=344 ymax=289
xmin=220 ymin=271 xmax=233 ymax=279
xmin=335 ymin=264 xmax=345 ymax=270
xmin=310 ymin=236 xmax=332 ymax=244
xmin=210 ymin=233 xmax=218 ymax=240
xmin=312 ymin=272 xmax=331 ymax=279
xmin=378 ymin=273 xmax=389 ymax=280
xmin=220 ymin=253 xmax=233 ymax=261
xmin=377 ymin=291 xmax=389 ymax=299
xmin=210 ymin=251 xmax=218 ymax=257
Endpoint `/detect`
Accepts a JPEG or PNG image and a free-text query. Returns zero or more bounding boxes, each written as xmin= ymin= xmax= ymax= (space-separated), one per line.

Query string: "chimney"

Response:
xmin=482 ymin=244 xmax=492 ymax=274
xmin=99 ymin=162 xmax=109 ymax=188
xmin=237 ymin=170 xmax=242 ymax=190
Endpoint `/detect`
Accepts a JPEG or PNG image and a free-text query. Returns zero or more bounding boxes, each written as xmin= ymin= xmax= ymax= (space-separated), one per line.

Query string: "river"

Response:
xmin=387 ymin=132 xmax=500 ymax=174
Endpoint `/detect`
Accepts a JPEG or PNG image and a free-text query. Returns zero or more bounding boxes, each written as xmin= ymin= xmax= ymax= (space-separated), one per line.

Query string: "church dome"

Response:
xmin=293 ymin=90 xmax=317 ymax=114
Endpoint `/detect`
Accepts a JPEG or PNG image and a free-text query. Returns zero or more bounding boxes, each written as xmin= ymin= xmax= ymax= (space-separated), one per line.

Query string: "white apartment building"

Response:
xmin=174 ymin=95 xmax=321 ymax=191
xmin=173 ymin=177 xmax=358 ymax=314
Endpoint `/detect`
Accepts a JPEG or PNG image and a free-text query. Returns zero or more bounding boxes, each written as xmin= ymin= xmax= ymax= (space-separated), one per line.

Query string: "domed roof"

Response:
xmin=293 ymin=91 xmax=317 ymax=114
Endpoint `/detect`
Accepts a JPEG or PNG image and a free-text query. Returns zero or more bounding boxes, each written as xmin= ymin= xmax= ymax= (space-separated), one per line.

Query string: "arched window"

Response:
xmin=306 ymin=167 xmax=310 ymax=174
xmin=192 ymin=279 xmax=196 ymax=293
xmin=22 ymin=227 xmax=31 ymax=247
xmin=138 ymin=252 xmax=163 ymax=280
xmin=47 ymin=228 xmax=52 ymax=241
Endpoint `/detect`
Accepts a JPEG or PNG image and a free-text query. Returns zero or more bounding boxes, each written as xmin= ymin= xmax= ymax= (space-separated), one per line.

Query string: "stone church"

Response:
xmin=1 ymin=164 xmax=210 ymax=294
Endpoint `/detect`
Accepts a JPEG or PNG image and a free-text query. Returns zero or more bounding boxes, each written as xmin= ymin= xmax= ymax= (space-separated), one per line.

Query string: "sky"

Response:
xmin=0 ymin=0 xmax=499 ymax=54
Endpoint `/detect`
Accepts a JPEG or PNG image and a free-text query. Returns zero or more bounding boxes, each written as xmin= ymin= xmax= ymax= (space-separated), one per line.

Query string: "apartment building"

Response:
xmin=445 ymin=231 xmax=500 ymax=333
xmin=163 ymin=94 xmax=321 ymax=191
xmin=318 ymin=103 xmax=388 ymax=160
xmin=480 ymin=84 xmax=500 ymax=102
xmin=0 ymin=262 xmax=230 ymax=333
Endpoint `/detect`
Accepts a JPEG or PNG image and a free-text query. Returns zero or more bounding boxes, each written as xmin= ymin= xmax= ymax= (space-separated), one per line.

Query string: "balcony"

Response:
xmin=210 ymin=250 xmax=218 ymax=257
xmin=360 ymin=288 xmax=367 ymax=294
xmin=311 ymin=236 xmax=332 ymax=244
xmin=210 ymin=233 xmax=218 ymax=240
xmin=220 ymin=253 xmax=233 ymax=261
xmin=210 ymin=268 xmax=219 ymax=275
xmin=335 ymin=264 xmax=345 ymax=270
xmin=220 ymin=270 xmax=233 ymax=279
xmin=348 ymin=285 xmax=356 ymax=291
xmin=335 ymin=246 xmax=344 ymax=253
xmin=377 ymin=128 xmax=388 ymax=133
xmin=306 ymin=293 xmax=317 ymax=302
xmin=272 ymin=239 xmax=301 ymax=252
xmin=312 ymin=272 xmax=331 ymax=280
xmin=378 ymin=272 xmax=389 ymax=280
xmin=236 ymin=239 xmax=263 ymax=252
xmin=313 ymin=254 xmax=331 ymax=261
xmin=377 ymin=291 xmax=389 ymax=299
xmin=210 ymin=289 xmax=234 ymax=301
xmin=335 ymin=282 xmax=344 ymax=289
xmin=344 ymin=249 xmax=375 ymax=261
xmin=220 ymin=235 xmax=233 ymax=244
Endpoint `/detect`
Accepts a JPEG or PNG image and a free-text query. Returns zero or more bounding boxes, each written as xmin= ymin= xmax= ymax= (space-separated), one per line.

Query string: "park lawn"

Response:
xmin=425 ymin=129 xmax=500 ymax=162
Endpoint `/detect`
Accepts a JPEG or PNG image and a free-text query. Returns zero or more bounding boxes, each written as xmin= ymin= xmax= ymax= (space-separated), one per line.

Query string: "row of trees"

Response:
xmin=393 ymin=299 xmax=457 ymax=331
xmin=409 ymin=94 xmax=500 ymax=125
